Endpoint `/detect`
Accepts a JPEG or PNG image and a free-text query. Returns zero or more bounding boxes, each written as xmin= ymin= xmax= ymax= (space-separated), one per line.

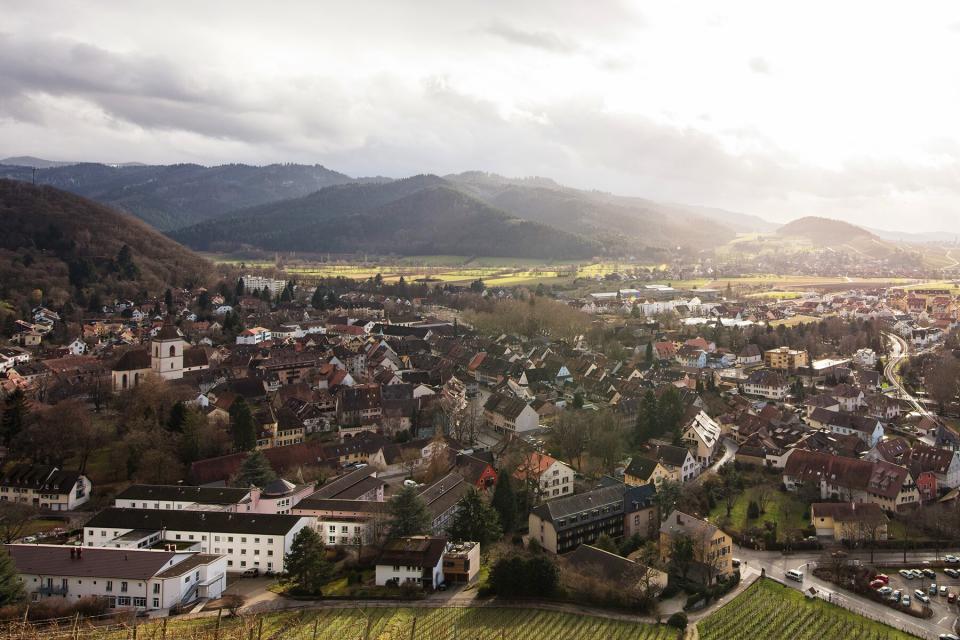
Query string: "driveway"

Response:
xmin=224 ymin=576 xmax=280 ymax=609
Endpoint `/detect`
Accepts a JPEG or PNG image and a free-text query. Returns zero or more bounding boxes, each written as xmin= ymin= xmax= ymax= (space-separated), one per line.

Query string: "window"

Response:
xmin=153 ymin=598 xmax=159 ymax=608
xmin=267 ymin=550 xmax=273 ymax=556
xmin=106 ymin=581 xmax=113 ymax=592
xmin=133 ymin=597 xmax=146 ymax=608
xmin=152 ymin=584 xmax=159 ymax=594
xmin=121 ymin=582 xmax=128 ymax=593
xmin=118 ymin=597 xmax=131 ymax=606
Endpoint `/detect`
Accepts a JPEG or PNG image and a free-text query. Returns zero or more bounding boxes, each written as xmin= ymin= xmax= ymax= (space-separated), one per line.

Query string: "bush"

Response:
xmin=667 ymin=612 xmax=688 ymax=630
xmin=489 ymin=552 xmax=559 ymax=598
xmin=222 ymin=594 xmax=245 ymax=617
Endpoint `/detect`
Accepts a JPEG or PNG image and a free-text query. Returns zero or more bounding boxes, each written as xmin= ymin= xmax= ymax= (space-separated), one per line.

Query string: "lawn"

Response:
xmin=708 ymin=487 xmax=809 ymax=542
xmin=698 ymin=578 xmax=920 ymax=639
xmin=769 ymin=314 xmax=822 ymax=327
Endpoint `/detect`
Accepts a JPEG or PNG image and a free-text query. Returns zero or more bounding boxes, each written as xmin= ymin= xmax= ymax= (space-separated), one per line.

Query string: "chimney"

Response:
xmin=70 ymin=548 xmax=76 ymax=559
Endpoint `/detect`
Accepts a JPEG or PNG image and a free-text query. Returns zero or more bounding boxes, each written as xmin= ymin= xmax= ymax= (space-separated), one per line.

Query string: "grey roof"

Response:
xmin=261 ymin=478 xmax=297 ymax=497
xmin=311 ymin=466 xmax=379 ymax=499
xmin=115 ymin=484 xmax=250 ymax=505
xmin=530 ymin=484 xmax=625 ymax=526
xmin=86 ymin=508 xmax=307 ymax=536
xmin=7 ymin=544 xmax=176 ymax=580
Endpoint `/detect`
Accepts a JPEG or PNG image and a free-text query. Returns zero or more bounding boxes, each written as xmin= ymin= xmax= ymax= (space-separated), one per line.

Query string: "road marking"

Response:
xmin=938 ymin=615 xmax=948 ymax=624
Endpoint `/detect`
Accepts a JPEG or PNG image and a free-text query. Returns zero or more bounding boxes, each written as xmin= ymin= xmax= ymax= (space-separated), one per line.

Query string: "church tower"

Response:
xmin=151 ymin=323 xmax=185 ymax=380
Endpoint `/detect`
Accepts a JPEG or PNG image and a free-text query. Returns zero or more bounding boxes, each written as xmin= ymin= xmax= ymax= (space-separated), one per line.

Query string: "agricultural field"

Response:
xmin=698 ymin=579 xmax=919 ymax=640
xmin=28 ymin=606 xmax=676 ymax=640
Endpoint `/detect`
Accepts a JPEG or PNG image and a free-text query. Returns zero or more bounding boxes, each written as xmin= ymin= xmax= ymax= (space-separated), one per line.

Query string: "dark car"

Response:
xmin=436 ymin=582 xmax=448 ymax=591
xmin=242 ymin=568 xmax=259 ymax=578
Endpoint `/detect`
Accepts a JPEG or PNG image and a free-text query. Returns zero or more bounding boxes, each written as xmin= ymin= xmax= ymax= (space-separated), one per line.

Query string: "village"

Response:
xmin=1 ymin=268 xmax=960 ymax=638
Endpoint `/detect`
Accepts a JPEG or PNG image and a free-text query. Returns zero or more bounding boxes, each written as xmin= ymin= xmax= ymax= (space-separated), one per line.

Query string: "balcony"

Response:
xmin=38 ymin=585 xmax=68 ymax=596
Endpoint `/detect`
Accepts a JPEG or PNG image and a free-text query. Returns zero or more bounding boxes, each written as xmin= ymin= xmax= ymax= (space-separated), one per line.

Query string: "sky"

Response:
xmin=3 ymin=1 xmax=960 ymax=233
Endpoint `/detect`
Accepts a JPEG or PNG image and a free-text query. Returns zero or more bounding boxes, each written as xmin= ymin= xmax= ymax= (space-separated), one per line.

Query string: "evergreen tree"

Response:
xmin=311 ymin=287 xmax=326 ymax=310
xmin=0 ymin=548 xmax=23 ymax=606
xmin=284 ymin=527 xmax=332 ymax=595
xmin=164 ymin=288 xmax=174 ymax=311
xmin=1 ymin=389 xmax=27 ymax=447
xmin=645 ymin=342 xmax=654 ymax=363
xmin=446 ymin=488 xmax=502 ymax=547
xmin=633 ymin=389 xmax=658 ymax=445
xmin=114 ymin=244 xmax=140 ymax=280
xmin=656 ymin=386 xmax=685 ymax=436
xmin=235 ymin=450 xmax=277 ymax=487
xmin=387 ymin=485 xmax=431 ymax=537
xmin=229 ymin=397 xmax=257 ymax=452
xmin=167 ymin=401 xmax=187 ymax=432
xmin=491 ymin=474 xmax=518 ymax=533
xmin=235 ymin=278 xmax=245 ymax=300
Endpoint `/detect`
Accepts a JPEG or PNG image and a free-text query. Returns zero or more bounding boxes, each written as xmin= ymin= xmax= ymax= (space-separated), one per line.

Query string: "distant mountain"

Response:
xmin=778 ymin=216 xmax=876 ymax=244
xmin=445 ymin=172 xmax=741 ymax=251
xmin=0 ymin=180 xmax=212 ymax=307
xmin=171 ymin=177 xmax=603 ymax=260
xmin=1 ymin=156 xmax=80 ymax=169
xmin=0 ymin=162 xmax=363 ymax=230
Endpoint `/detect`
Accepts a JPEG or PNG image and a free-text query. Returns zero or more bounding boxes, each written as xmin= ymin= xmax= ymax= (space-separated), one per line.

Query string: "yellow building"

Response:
xmin=764 ymin=347 xmax=809 ymax=371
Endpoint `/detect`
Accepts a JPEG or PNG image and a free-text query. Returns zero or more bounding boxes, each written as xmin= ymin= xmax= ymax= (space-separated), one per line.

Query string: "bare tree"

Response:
xmin=0 ymin=502 xmax=39 ymax=543
xmin=754 ymin=484 xmax=772 ymax=515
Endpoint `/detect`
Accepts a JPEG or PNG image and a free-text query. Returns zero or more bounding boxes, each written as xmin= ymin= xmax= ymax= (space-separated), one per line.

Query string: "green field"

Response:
xmin=57 ymin=607 xmax=675 ymax=640
xmin=707 ymin=487 xmax=808 ymax=542
xmin=698 ymin=578 xmax=920 ymax=639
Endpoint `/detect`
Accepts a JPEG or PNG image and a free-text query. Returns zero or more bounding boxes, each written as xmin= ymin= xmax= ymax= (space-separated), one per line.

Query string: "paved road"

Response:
xmin=692 ymin=437 xmax=738 ymax=485
xmin=734 ymin=546 xmax=959 ymax=639
xmin=884 ymin=331 xmax=932 ymax=418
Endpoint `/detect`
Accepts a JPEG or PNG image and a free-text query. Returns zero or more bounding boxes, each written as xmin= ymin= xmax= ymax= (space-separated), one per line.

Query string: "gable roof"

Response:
xmin=7 ymin=544 xmax=177 ymax=580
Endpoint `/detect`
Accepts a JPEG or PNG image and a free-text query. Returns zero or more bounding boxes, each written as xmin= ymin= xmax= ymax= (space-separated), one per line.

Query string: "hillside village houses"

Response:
xmin=7 ymin=266 xmax=960 ymax=618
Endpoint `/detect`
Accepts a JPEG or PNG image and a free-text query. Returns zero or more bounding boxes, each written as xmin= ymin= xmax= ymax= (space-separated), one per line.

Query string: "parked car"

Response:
xmin=949 ymin=592 xmax=957 ymax=604
xmin=264 ymin=569 xmax=275 ymax=578
xmin=929 ymin=584 xmax=938 ymax=596
xmin=436 ymin=582 xmax=448 ymax=591
xmin=945 ymin=555 xmax=959 ymax=563
xmin=870 ymin=579 xmax=885 ymax=590
xmin=891 ymin=590 xmax=902 ymax=602
xmin=946 ymin=568 xmax=960 ymax=578
xmin=873 ymin=573 xmax=889 ymax=585
xmin=899 ymin=569 xmax=913 ymax=579
xmin=732 ymin=558 xmax=741 ymax=568
xmin=902 ymin=594 xmax=911 ymax=607
xmin=916 ymin=590 xmax=931 ymax=604
xmin=786 ymin=569 xmax=804 ymax=582
xmin=923 ymin=568 xmax=937 ymax=579
xmin=242 ymin=568 xmax=259 ymax=578
xmin=941 ymin=586 xmax=949 ymax=597
xmin=940 ymin=633 xmax=960 ymax=640
xmin=877 ymin=586 xmax=893 ymax=596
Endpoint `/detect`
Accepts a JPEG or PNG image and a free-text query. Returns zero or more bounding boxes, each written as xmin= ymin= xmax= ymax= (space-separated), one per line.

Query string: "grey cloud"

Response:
xmin=483 ymin=20 xmax=581 ymax=53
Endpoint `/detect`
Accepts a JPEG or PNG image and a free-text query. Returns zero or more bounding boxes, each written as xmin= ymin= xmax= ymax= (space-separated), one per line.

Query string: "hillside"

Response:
xmin=0 ymin=180 xmax=212 ymax=308
xmin=447 ymin=172 xmax=741 ymax=250
xmin=171 ymin=179 xmax=602 ymax=260
xmin=0 ymin=162 xmax=361 ymax=230
xmin=777 ymin=216 xmax=876 ymax=244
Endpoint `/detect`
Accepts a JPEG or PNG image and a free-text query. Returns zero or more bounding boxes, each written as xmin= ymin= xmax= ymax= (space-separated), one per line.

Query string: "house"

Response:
xmin=742 ymin=369 xmax=789 ymax=401
xmin=564 ymin=544 xmax=668 ymax=594
xmin=310 ymin=467 xmax=386 ymax=502
xmin=626 ymin=442 xmax=700 ymax=485
xmin=807 ymin=408 xmax=884 ymax=447
xmin=7 ymin=544 xmax=227 ymax=613
xmin=513 ymin=452 xmax=575 ymax=501
xmin=418 ymin=472 xmax=470 ymax=535
xmin=783 ymin=450 xmax=920 ymax=512
xmin=336 ymin=385 xmax=383 ymax=428
xmin=829 ymin=384 xmax=865 ymax=412
xmin=674 ymin=345 xmax=707 ymax=369
xmin=623 ymin=483 xmax=658 ymax=540
xmin=375 ymin=536 xmax=447 ymax=589
xmin=482 ymin=392 xmax=539 ymax=434
xmin=810 ymin=502 xmax=888 ymax=542
xmin=83 ymin=508 xmax=313 ymax=574
xmin=681 ymin=411 xmax=722 ymax=467
xmin=764 ymin=347 xmax=809 ymax=371
xmin=291 ymin=497 xmax=387 ymax=547
xmin=236 ymin=327 xmax=272 ymax=345
xmin=659 ymin=510 xmax=733 ymax=585
xmin=442 ymin=540 xmax=481 ymax=583
xmin=528 ymin=484 xmax=625 ymax=554
xmin=737 ymin=344 xmax=762 ymax=366
xmin=0 ymin=464 xmax=91 ymax=511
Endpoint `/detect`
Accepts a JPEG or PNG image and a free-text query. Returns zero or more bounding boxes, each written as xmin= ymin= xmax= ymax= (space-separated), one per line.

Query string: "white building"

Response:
xmin=0 ymin=464 xmax=91 ymax=511
xmin=241 ymin=275 xmax=287 ymax=296
xmin=374 ymin=537 xmax=446 ymax=589
xmin=681 ymin=411 xmax=723 ymax=467
xmin=513 ymin=452 xmax=575 ymax=501
xmin=8 ymin=544 xmax=226 ymax=613
xmin=83 ymin=508 xmax=312 ymax=574
xmin=236 ymin=327 xmax=273 ymax=345
xmin=742 ymin=369 xmax=789 ymax=401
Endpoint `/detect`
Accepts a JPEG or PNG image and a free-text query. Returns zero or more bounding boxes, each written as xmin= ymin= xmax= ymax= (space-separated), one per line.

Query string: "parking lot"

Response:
xmin=874 ymin=564 xmax=960 ymax=624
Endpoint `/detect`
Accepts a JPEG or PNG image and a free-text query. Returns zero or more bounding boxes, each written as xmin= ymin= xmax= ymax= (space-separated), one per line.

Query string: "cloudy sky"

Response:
xmin=3 ymin=1 xmax=960 ymax=232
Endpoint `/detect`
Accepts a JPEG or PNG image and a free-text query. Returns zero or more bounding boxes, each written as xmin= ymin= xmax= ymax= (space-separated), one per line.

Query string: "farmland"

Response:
xmin=698 ymin=579 xmax=919 ymax=640
xmin=16 ymin=606 xmax=677 ymax=640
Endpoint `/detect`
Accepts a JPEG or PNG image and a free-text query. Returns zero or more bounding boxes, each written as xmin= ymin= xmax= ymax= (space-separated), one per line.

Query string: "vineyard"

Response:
xmin=697 ymin=579 xmax=920 ymax=640
xmin=0 ymin=606 xmax=679 ymax=640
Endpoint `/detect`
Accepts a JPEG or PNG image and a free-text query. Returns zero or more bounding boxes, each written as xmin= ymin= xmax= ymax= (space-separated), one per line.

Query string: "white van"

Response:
xmin=786 ymin=569 xmax=804 ymax=582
